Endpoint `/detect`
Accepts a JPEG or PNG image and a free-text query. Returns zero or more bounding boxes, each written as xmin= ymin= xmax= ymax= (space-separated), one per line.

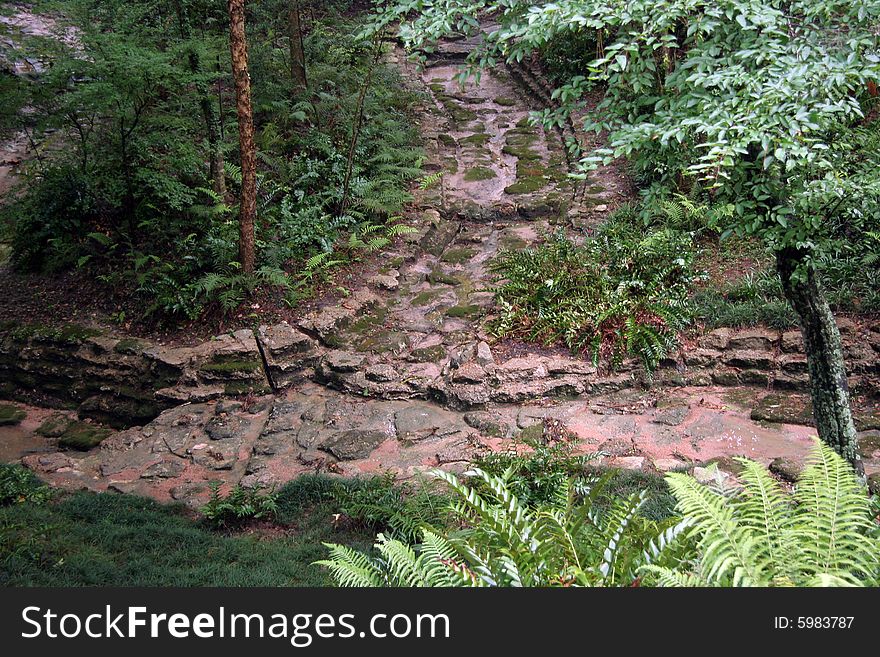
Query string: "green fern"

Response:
xmin=318 ymin=468 xmax=686 ymax=587
xmin=643 ymin=439 xmax=879 ymax=587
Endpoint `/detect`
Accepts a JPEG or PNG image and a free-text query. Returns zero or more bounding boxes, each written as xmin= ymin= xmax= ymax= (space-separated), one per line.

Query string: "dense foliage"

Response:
xmin=489 ymin=205 xmax=697 ymax=370
xmin=320 ymin=440 xmax=879 ymax=587
xmin=1 ymin=0 xmax=423 ymax=320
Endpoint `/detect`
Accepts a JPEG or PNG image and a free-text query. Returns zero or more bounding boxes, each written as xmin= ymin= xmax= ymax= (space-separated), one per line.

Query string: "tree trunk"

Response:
xmin=776 ymin=247 xmax=862 ymax=475
xmin=227 ymin=0 xmax=256 ymax=274
xmin=289 ymin=2 xmax=308 ymax=90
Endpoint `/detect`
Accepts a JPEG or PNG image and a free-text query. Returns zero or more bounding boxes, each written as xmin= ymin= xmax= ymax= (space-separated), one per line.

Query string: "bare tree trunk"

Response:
xmin=776 ymin=247 xmax=863 ymax=475
xmin=227 ymin=0 xmax=256 ymax=274
xmin=289 ymin=2 xmax=308 ymax=90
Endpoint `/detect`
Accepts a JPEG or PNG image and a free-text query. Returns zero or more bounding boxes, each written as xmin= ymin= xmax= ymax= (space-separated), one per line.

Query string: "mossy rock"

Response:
xmin=437 ymin=133 xmax=457 ymax=147
xmin=11 ymin=323 xmax=102 ymax=345
xmin=463 ymin=166 xmax=497 ymax=182
xmin=36 ymin=414 xmax=74 ymax=437
xmin=0 ymin=403 xmax=26 ymax=426
xmin=518 ymin=423 xmax=545 ymax=443
xmin=505 ymin=177 xmax=547 ymax=195
xmin=493 ymin=96 xmax=516 ymax=106
xmin=114 ymin=337 xmax=150 ymax=355
xmin=498 ymin=232 xmax=529 ymax=251
xmin=409 ymin=345 xmax=447 ymax=363
xmin=428 ymin=270 xmax=461 ymax=286
xmin=750 ymin=394 xmax=814 ymax=426
xmin=460 ymin=133 xmax=491 ymax=146
xmin=58 ymin=422 xmax=113 ymax=450
xmin=412 ymin=289 xmax=444 ymax=306
xmin=440 ymin=247 xmax=477 ymax=264
xmin=345 ymin=305 xmax=390 ymax=335
xmin=200 ymin=359 xmax=262 ymax=374
xmin=699 ymin=455 xmax=746 ymax=476
xmin=445 ymin=304 xmax=480 ymax=318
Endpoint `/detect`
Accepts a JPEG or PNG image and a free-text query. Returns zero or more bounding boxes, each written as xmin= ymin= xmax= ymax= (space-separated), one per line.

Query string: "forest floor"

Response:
xmin=2 ymin=20 xmax=879 ymax=505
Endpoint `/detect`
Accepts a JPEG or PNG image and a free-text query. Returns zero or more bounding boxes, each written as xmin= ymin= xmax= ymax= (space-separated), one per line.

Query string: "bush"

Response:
xmin=0 ymin=464 xmax=52 ymax=507
xmin=489 ymin=223 xmax=696 ymax=370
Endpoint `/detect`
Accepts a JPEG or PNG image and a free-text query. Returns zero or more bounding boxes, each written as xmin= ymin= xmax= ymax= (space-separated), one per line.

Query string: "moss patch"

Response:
xmin=200 ymin=359 xmax=262 ymax=374
xmin=36 ymin=414 xmax=74 ymax=437
xmin=437 ymin=133 xmax=457 ymax=147
xmin=58 ymin=422 xmax=113 ymax=450
xmin=409 ymin=345 xmax=447 ymax=363
xmin=445 ymin=304 xmax=480 ymax=318
xmin=505 ymin=177 xmax=547 ymax=195
xmin=460 ymin=133 xmax=491 ymax=146
xmin=493 ymin=96 xmax=516 ymax=106
xmin=412 ymin=289 xmax=444 ymax=306
xmin=427 ymin=270 xmax=461 ymax=286
xmin=11 ymin=323 xmax=101 ymax=345
xmin=0 ymin=404 xmax=26 ymax=426
xmin=114 ymin=338 xmax=149 ymax=355
xmin=463 ymin=166 xmax=497 ymax=182
xmin=440 ymin=247 xmax=477 ymax=264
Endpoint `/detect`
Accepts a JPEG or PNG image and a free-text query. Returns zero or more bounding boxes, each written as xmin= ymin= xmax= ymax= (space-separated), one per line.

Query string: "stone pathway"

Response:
xmin=2 ymin=28 xmax=880 ymax=504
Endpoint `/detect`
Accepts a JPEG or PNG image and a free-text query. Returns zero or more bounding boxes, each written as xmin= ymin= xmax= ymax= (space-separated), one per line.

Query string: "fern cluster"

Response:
xmin=489 ymin=222 xmax=696 ymax=370
xmin=318 ymin=440 xmax=878 ymax=587
xmin=645 ymin=439 xmax=879 ymax=587
xmin=317 ymin=468 xmax=687 ymax=587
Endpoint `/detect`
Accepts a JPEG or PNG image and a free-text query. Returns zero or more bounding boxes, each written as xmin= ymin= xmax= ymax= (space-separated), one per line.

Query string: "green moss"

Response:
xmin=518 ymin=423 xmax=544 ymax=442
xmin=499 ymin=234 xmax=528 ymax=251
xmin=200 ymin=360 xmax=262 ymax=374
xmin=437 ymin=133 xmax=457 ymax=147
xmin=427 ymin=270 xmax=461 ymax=286
xmin=58 ymin=422 xmax=113 ymax=450
xmin=460 ymin=133 xmax=491 ymax=146
xmin=505 ymin=176 xmax=547 ymax=195
xmin=494 ymin=96 xmax=516 ymax=106
xmin=0 ymin=403 xmax=26 ymax=426
xmin=11 ymin=323 xmax=101 ymax=345
xmin=345 ymin=305 xmax=390 ymax=335
xmin=445 ymin=304 xmax=480 ymax=318
xmin=412 ymin=289 xmax=443 ymax=306
xmin=409 ymin=345 xmax=447 ymax=363
xmin=429 ymin=83 xmax=445 ymax=94
xmin=36 ymin=414 xmax=73 ymax=437
xmin=441 ymin=247 xmax=477 ymax=265
xmin=114 ymin=338 xmax=149 ymax=355
xmin=464 ymin=166 xmax=497 ymax=182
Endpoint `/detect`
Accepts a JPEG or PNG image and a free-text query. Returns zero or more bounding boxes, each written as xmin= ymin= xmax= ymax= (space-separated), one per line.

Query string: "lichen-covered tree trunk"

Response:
xmin=776 ymin=247 xmax=862 ymax=475
xmin=289 ymin=2 xmax=307 ymax=90
xmin=227 ymin=0 xmax=256 ymax=274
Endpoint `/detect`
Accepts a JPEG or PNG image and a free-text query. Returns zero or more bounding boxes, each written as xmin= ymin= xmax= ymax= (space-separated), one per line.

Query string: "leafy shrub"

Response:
xmin=489 ymin=224 xmax=696 ymax=370
xmin=201 ymin=483 xmax=279 ymax=529
xmin=644 ymin=439 xmax=879 ymax=587
xmin=7 ymin=166 xmax=101 ymax=273
xmin=317 ymin=468 xmax=688 ymax=587
xmin=0 ymin=465 xmax=52 ymax=507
